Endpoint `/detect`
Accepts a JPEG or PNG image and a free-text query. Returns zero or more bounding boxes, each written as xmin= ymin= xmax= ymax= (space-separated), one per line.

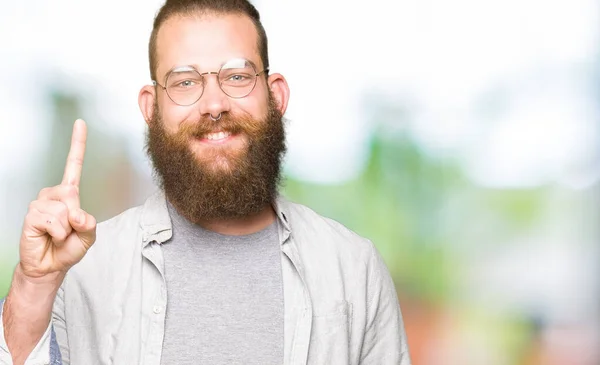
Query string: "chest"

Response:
xmin=159 ymin=226 xmax=285 ymax=365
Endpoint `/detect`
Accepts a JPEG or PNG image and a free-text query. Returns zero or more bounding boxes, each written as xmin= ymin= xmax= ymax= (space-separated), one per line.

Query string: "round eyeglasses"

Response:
xmin=152 ymin=58 xmax=269 ymax=106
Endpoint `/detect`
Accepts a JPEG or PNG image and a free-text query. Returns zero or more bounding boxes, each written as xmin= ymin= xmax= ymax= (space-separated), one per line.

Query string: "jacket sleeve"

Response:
xmin=0 ymin=285 xmax=66 ymax=365
xmin=360 ymin=243 xmax=412 ymax=365
xmin=0 ymin=297 xmax=53 ymax=365
xmin=51 ymin=286 xmax=66 ymax=364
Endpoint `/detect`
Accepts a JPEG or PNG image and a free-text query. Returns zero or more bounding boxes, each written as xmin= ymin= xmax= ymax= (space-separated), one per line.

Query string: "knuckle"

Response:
xmin=45 ymin=213 xmax=57 ymax=224
xmin=53 ymin=230 xmax=68 ymax=242
xmin=57 ymin=203 xmax=70 ymax=218
xmin=38 ymin=187 xmax=51 ymax=199
xmin=23 ymin=212 xmax=35 ymax=226
xmin=28 ymin=201 xmax=38 ymax=212
xmin=64 ymin=184 xmax=79 ymax=198
xmin=24 ymin=211 xmax=45 ymax=229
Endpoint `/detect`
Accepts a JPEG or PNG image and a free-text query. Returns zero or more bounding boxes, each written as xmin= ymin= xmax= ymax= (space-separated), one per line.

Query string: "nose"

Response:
xmin=197 ymin=72 xmax=230 ymax=119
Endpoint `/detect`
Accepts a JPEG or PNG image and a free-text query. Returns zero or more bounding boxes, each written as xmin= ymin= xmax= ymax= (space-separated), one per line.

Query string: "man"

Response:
xmin=0 ymin=0 xmax=411 ymax=364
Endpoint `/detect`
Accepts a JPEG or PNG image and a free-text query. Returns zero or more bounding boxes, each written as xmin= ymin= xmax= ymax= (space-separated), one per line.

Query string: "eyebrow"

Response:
xmin=171 ymin=65 xmax=197 ymax=73
xmin=162 ymin=65 xmax=198 ymax=83
xmin=163 ymin=59 xmax=262 ymax=81
xmin=225 ymin=58 xmax=257 ymax=69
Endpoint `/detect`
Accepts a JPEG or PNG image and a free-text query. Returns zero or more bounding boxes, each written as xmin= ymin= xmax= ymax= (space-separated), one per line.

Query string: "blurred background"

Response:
xmin=1 ymin=0 xmax=599 ymax=364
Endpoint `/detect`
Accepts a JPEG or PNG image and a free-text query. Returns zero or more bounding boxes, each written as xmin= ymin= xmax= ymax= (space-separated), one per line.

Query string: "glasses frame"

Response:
xmin=152 ymin=61 xmax=269 ymax=106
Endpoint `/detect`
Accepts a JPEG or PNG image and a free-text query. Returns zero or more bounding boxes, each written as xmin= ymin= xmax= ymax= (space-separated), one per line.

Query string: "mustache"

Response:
xmin=176 ymin=113 xmax=262 ymax=139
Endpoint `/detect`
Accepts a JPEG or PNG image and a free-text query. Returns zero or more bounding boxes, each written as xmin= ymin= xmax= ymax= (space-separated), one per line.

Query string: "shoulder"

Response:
xmin=279 ymin=197 xmax=377 ymax=265
xmin=95 ymin=189 xmax=168 ymax=242
xmin=95 ymin=204 xmax=143 ymax=238
xmin=279 ymin=197 xmax=396 ymax=310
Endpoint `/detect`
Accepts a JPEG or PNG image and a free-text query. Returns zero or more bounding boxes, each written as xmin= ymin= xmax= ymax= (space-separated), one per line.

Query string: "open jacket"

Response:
xmin=1 ymin=191 xmax=411 ymax=364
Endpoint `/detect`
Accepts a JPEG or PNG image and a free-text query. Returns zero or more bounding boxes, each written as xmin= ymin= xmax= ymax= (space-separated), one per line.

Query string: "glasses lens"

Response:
xmin=219 ymin=59 xmax=257 ymax=98
xmin=166 ymin=69 xmax=204 ymax=105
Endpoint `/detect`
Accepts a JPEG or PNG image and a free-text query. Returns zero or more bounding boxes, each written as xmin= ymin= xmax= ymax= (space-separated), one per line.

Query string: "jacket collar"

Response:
xmin=140 ymin=190 xmax=292 ymax=247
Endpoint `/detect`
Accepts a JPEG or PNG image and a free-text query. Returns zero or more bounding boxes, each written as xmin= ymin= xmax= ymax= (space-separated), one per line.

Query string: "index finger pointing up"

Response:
xmin=62 ymin=119 xmax=88 ymax=186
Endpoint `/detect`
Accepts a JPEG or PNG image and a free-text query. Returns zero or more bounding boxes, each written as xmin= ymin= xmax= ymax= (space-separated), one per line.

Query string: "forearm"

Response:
xmin=3 ymin=265 xmax=63 ymax=365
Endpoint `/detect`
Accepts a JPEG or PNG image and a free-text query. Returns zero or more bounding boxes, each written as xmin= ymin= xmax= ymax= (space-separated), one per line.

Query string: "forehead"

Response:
xmin=156 ymin=13 xmax=261 ymax=79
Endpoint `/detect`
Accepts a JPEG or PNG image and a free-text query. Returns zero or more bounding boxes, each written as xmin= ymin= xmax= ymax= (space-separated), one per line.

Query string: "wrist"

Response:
xmin=10 ymin=265 xmax=64 ymax=304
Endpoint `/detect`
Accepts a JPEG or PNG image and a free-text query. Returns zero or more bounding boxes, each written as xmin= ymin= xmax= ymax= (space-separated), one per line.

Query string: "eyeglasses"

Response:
xmin=152 ymin=58 xmax=269 ymax=106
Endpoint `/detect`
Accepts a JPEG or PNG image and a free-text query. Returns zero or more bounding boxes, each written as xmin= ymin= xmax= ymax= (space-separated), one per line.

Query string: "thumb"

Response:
xmin=69 ymin=209 xmax=97 ymax=247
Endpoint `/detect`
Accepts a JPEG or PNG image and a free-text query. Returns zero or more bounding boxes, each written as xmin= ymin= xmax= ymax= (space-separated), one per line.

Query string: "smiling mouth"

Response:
xmin=192 ymin=130 xmax=239 ymax=144
xmin=203 ymin=131 xmax=231 ymax=141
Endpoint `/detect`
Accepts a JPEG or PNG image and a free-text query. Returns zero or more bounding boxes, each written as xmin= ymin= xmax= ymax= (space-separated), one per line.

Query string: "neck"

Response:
xmin=173 ymin=202 xmax=277 ymax=236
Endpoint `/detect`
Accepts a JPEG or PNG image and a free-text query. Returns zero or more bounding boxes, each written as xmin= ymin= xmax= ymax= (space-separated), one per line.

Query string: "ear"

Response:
xmin=138 ymin=85 xmax=157 ymax=125
xmin=267 ymin=73 xmax=290 ymax=115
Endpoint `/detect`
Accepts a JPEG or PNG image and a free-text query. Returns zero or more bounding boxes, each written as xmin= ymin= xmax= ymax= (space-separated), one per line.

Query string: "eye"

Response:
xmin=177 ymin=80 xmax=196 ymax=87
xmin=228 ymin=74 xmax=246 ymax=82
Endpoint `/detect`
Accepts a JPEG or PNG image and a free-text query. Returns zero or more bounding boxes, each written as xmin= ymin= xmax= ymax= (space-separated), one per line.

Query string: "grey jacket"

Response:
xmin=1 ymin=191 xmax=411 ymax=364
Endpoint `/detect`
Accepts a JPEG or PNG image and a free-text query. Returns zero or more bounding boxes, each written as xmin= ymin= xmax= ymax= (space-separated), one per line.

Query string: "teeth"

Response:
xmin=206 ymin=131 xmax=230 ymax=140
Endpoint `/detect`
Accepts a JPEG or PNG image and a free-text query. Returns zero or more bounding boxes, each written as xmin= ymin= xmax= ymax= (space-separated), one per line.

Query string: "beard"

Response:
xmin=145 ymin=94 xmax=286 ymax=223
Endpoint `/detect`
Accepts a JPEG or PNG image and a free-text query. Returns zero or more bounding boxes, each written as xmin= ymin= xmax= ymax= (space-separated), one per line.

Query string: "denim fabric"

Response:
xmin=50 ymin=326 xmax=62 ymax=365
xmin=1 ymin=297 xmax=62 ymax=364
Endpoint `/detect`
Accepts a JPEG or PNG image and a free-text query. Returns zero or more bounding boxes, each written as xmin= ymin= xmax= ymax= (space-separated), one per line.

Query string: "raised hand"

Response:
xmin=18 ymin=119 xmax=97 ymax=278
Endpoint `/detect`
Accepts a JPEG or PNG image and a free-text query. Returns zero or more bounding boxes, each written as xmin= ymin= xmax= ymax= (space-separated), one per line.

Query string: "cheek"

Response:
xmin=232 ymin=94 xmax=269 ymax=120
xmin=160 ymin=104 xmax=201 ymax=133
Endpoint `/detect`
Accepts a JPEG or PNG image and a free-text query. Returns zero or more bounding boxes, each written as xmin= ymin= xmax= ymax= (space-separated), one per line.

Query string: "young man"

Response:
xmin=1 ymin=1 xmax=411 ymax=364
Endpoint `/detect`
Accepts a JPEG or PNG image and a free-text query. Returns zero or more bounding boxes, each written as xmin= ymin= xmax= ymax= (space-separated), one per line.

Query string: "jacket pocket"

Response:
xmin=307 ymin=301 xmax=352 ymax=364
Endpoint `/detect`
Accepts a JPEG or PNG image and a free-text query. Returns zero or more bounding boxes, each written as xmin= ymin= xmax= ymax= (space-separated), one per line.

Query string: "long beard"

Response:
xmin=145 ymin=95 xmax=286 ymax=222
